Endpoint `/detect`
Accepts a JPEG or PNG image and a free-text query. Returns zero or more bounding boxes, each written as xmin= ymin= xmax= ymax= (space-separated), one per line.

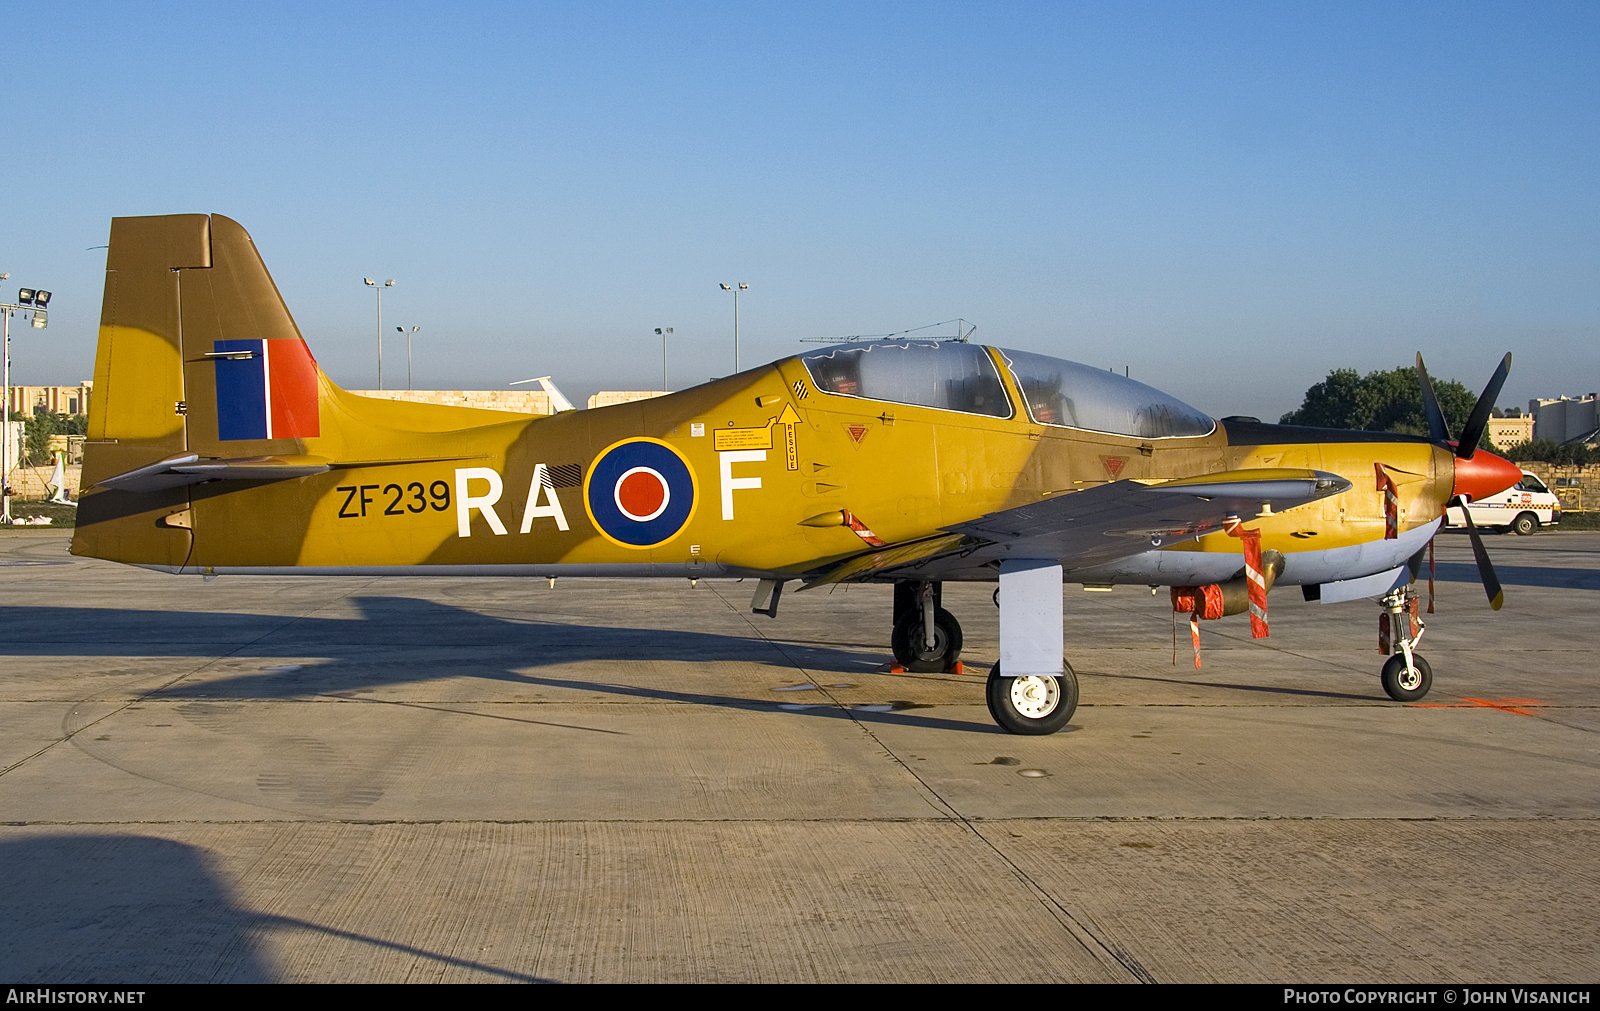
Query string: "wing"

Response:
xmin=801 ymin=468 xmax=1350 ymax=588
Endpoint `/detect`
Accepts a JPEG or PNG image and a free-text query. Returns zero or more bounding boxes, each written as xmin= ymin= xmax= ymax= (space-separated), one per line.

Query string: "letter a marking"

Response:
xmin=520 ymin=463 xmax=571 ymax=533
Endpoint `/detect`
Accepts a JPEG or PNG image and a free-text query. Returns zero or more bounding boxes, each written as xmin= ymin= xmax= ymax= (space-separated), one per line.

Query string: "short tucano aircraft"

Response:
xmin=71 ymin=214 xmax=1525 ymax=734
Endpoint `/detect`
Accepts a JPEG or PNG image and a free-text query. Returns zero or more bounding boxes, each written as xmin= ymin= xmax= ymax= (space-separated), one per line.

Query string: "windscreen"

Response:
xmin=799 ymin=341 xmax=1011 ymax=418
xmin=999 ymin=348 xmax=1215 ymax=438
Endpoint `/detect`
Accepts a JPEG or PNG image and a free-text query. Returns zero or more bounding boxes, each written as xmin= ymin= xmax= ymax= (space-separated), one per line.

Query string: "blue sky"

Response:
xmin=2 ymin=1 xmax=1596 ymax=421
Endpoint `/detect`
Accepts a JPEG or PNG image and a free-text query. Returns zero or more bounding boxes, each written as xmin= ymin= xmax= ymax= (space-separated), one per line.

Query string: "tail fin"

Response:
xmin=74 ymin=213 xmax=524 ymax=566
xmin=76 ymin=214 xmax=223 ymax=566
xmin=81 ymin=214 xmax=319 ymax=484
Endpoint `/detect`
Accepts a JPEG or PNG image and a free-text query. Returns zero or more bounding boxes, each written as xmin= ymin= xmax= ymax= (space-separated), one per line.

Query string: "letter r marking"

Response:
xmin=455 ymin=467 xmax=508 ymax=537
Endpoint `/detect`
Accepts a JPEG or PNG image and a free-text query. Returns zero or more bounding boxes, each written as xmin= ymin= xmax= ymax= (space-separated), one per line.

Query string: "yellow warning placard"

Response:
xmin=714 ymin=425 xmax=773 ymax=451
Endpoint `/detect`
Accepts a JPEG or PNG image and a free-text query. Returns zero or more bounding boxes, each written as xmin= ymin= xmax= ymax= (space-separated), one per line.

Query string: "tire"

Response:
xmin=891 ymin=606 xmax=963 ymax=672
xmin=1381 ymin=653 xmax=1433 ymax=702
xmin=986 ymin=660 xmax=1079 ymax=735
xmin=1512 ymin=512 xmax=1538 ymax=536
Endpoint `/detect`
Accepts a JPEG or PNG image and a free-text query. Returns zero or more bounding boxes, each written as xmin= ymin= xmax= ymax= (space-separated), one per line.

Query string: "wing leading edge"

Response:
xmin=801 ymin=468 xmax=1351 ymax=588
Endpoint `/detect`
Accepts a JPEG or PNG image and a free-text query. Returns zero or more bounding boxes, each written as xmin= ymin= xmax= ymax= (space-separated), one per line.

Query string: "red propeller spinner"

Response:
xmin=1452 ymin=448 xmax=1523 ymax=504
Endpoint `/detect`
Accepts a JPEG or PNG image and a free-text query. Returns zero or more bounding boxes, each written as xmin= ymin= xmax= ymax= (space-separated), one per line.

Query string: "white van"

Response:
xmin=1445 ymin=470 xmax=1562 ymax=535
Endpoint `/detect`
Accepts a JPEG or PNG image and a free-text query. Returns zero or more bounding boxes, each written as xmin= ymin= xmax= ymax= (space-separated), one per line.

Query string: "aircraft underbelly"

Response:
xmin=1070 ymin=519 xmax=1436 ymax=588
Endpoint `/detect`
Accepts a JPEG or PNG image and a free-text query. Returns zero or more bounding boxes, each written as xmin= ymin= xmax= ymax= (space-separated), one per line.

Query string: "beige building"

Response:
xmin=1488 ymin=415 xmax=1534 ymax=449
xmin=1 ymin=390 xmax=671 ymax=502
xmin=348 ymin=389 xmax=668 ymax=415
xmin=2 ymin=420 xmax=20 ymax=479
xmin=6 ymin=382 xmax=93 ymax=417
xmin=3 ymin=384 xmax=664 ymax=421
xmin=1531 ymin=394 xmax=1599 ymax=446
xmin=587 ymin=391 xmax=668 ymax=410
xmin=349 ymin=389 xmax=555 ymax=415
xmin=3 ymin=422 xmax=81 ymax=499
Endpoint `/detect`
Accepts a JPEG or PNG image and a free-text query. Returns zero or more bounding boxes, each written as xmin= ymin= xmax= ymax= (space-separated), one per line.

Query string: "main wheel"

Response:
xmin=986 ymin=660 xmax=1079 ymax=735
xmin=891 ymin=607 xmax=963 ymax=672
xmin=1380 ymin=653 xmax=1433 ymax=702
xmin=1512 ymin=512 xmax=1539 ymax=536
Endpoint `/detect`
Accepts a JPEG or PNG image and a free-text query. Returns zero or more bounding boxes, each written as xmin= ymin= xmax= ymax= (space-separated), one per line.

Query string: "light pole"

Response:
xmin=364 ymin=278 xmax=394 ymax=388
xmin=654 ymin=327 xmax=673 ymax=390
xmin=719 ymin=282 xmax=748 ymax=372
xmin=2 ymin=279 xmax=51 ymax=526
xmin=396 ymin=326 xmax=420 ymax=390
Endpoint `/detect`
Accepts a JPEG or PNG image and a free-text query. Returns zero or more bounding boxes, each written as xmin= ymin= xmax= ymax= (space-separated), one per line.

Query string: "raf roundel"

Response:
xmin=584 ymin=439 xmax=698 ymax=548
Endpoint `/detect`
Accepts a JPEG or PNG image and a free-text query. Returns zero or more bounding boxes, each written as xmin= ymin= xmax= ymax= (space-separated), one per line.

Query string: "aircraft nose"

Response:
xmin=1453 ymin=449 xmax=1522 ymax=502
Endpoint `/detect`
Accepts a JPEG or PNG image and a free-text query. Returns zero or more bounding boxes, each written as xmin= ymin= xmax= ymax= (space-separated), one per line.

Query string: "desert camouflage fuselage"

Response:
xmin=73 ymin=214 xmax=1517 ymax=604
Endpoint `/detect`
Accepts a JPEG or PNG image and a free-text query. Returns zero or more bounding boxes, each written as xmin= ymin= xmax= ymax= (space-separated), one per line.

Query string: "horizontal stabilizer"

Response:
xmin=95 ymin=454 xmax=331 ymax=492
xmin=95 ymin=452 xmax=489 ymax=493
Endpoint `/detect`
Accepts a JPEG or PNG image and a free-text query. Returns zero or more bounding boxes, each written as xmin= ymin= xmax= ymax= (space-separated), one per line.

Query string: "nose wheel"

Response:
xmin=1381 ymin=653 xmax=1433 ymax=702
xmin=1378 ymin=587 xmax=1432 ymax=702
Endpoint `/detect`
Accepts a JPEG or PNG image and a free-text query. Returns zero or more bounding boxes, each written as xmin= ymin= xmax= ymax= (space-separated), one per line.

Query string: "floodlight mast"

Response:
xmin=655 ymin=327 xmax=673 ymax=390
xmin=364 ymin=278 xmax=395 ymax=388
xmin=719 ymin=282 xmax=748 ymax=372
xmin=1 ymin=279 xmax=52 ymax=526
xmin=396 ymin=325 xmax=420 ymax=389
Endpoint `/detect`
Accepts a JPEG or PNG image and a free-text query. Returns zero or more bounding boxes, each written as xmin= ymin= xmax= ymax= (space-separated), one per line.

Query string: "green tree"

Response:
xmin=1280 ymin=365 xmax=1489 ymax=447
xmin=1507 ymin=439 xmax=1594 ymax=466
xmin=21 ymin=412 xmax=87 ymax=465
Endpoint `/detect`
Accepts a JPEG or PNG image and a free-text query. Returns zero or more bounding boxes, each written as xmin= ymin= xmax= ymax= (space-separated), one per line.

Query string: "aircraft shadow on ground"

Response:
xmin=0 ymin=833 xmax=555 ymax=983
xmin=1430 ymin=561 xmax=1600 ymax=591
xmin=0 ymin=596 xmax=999 ymax=734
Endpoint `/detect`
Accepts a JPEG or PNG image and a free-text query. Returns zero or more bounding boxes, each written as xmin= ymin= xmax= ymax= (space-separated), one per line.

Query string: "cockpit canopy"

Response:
xmin=998 ymin=347 xmax=1216 ymax=439
xmin=797 ymin=340 xmax=1215 ymax=439
xmin=799 ymin=340 xmax=1010 ymax=418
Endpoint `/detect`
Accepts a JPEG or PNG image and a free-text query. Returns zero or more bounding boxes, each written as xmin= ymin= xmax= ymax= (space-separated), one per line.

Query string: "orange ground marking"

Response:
xmin=1412 ymin=697 xmax=1547 ymax=716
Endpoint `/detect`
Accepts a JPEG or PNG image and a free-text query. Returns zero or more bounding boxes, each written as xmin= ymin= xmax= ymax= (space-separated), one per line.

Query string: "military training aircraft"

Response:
xmin=70 ymin=214 xmax=1526 ymax=735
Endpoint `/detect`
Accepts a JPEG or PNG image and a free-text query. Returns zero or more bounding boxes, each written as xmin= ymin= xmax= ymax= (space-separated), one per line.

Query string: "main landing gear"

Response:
xmin=1377 ymin=586 xmax=1432 ymax=702
xmin=891 ymin=580 xmax=963 ymax=672
xmin=893 ymin=569 xmax=1080 ymax=735
xmin=985 ymin=660 xmax=1080 ymax=735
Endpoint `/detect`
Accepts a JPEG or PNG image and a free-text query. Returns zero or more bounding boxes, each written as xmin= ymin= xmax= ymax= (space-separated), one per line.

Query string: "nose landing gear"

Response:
xmin=1377 ymin=587 xmax=1432 ymax=701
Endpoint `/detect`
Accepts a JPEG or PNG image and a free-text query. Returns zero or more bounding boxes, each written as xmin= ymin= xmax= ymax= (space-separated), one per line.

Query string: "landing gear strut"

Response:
xmin=1378 ymin=586 xmax=1432 ymax=702
xmin=891 ymin=580 xmax=963 ymax=672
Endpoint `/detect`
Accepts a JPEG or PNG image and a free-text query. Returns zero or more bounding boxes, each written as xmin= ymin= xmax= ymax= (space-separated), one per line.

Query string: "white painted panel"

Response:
xmin=999 ymin=559 xmax=1063 ymax=675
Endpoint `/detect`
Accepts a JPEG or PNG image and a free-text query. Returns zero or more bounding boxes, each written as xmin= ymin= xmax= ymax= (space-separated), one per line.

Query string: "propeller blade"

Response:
xmin=1452 ymin=495 xmax=1505 ymax=610
xmin=1414 ymin=353 xmax=1453 ymax=445
xmin=1454 ymin=352 xmax=1512 ymax=459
